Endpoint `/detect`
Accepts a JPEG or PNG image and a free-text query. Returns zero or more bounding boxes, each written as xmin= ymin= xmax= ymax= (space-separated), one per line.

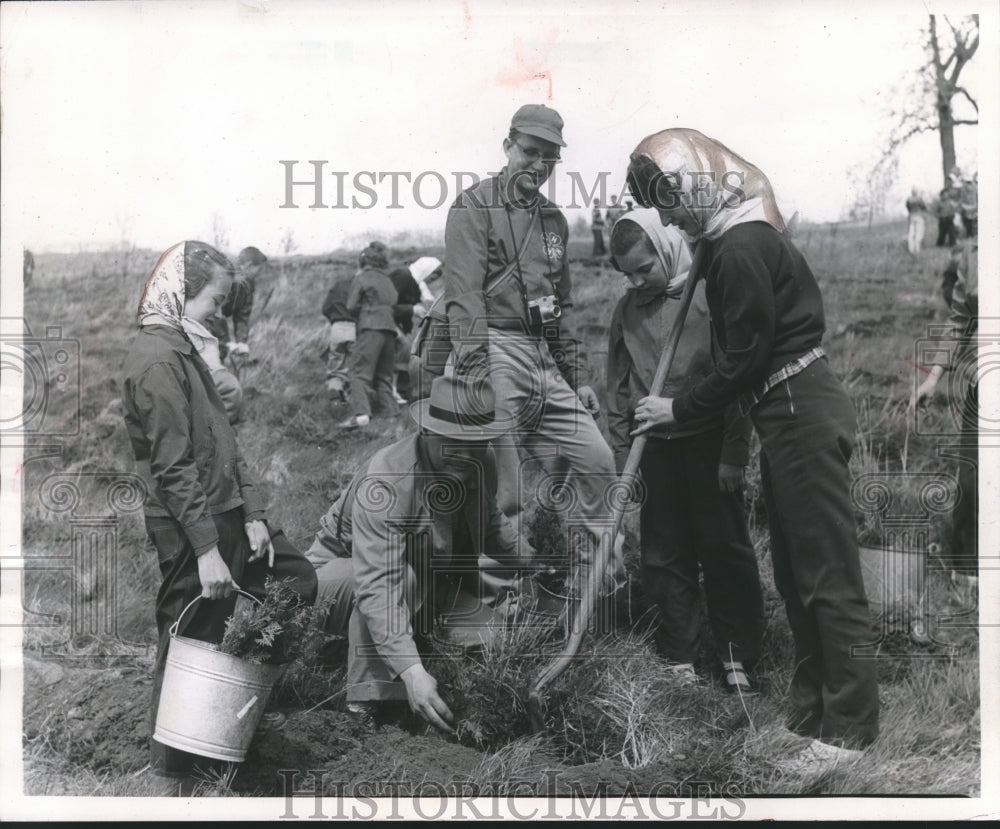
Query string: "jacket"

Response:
xmin=121 ymin=325 xmax=266 ymax=553
xmin=606 ymin=283 xmax=751 ymax=471
xmin=672 ymin=223 xmax=828 ymax=423
xmin=310 ymin=434 xmax=521 ymax=678
xmin=388 ymin=267 xmax=423 ymax=334
xmin=347 ymin=267 xmax=398 ymax=333
xmin=442 ymin=172 xmax=584 ymax=387
xmin=322 ymin=273 xmax=355 ymax=324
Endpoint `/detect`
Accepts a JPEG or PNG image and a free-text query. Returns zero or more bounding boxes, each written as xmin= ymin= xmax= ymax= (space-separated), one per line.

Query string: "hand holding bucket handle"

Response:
xmin=196 ymin=545 xmax=240 ymax=599
xmin=169 ymin=587 xmax=261 ymax=638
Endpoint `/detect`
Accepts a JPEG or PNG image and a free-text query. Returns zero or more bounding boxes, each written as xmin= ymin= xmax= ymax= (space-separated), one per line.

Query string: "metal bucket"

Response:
xmin=153 ymin=590 xmax=284 ymax=763
xmin=858 ymin=543 xmax=927 ymax=616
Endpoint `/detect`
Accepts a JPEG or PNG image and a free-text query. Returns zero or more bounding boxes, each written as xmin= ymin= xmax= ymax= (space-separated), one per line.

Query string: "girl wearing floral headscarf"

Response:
xmin=627 ymin=130 xmax=878 ymax=772
xmin=122 ymin=241 xmax=317 ymax=793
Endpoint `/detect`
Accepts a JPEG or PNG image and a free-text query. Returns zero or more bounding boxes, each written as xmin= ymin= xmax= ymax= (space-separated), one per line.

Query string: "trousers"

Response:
xmin=638 ymin=430 xmax=763 ymax=665
xmin=348 ymin=328 xmax=398 ymax=418
xmin=906 ymin=214 xmax=925 ymax=255
xmin=751 ymin=358 xmax=879 ymax=747
xmin=145 ymin=509 xmax=318 ymax=777
xmin=325 ymin=320 xmax=356 ymax=394
xmin=949 ymin=381 xmax=978 ymax=573
xmin=486 ymin=329 xmax=617 ymax=572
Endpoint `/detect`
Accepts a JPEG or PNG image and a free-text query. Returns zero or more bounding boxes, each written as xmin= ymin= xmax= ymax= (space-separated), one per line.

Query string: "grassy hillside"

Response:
xmin=19 ymin=221 xmax=980 ymax=798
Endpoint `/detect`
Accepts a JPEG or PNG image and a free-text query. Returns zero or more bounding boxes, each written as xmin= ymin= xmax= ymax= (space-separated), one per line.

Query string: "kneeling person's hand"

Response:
xmin=400 ymin=663 xmax=455 ymax=733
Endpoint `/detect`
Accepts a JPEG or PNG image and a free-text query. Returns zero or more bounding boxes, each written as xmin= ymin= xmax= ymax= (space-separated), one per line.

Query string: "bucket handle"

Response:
xmin=169 ymin=588 xmax=262 ymax=638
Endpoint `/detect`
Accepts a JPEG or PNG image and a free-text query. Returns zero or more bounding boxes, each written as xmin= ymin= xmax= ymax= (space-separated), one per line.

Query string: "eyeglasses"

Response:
xmin=513 ymin=139 xmax=562 ymax=165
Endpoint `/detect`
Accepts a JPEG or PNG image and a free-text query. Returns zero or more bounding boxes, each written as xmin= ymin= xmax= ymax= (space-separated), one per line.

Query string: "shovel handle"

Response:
xmin=169 ymin=588 xmax=261 ymax=638
xmin=527 ymin=239 xmax=709 ymax=727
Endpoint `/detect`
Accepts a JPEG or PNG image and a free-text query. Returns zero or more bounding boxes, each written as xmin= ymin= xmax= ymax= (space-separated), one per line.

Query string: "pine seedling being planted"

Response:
xmin=217 ymin=576 xmax=319 ymax=664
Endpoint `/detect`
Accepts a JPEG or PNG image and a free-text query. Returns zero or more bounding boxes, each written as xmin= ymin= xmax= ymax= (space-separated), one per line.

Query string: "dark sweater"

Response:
xmin=322 ymin=274 xmax=355 ymax=324
xmin=388 ymin=267 xmax=422 ymax=334
xmin=673 ymin=222 xmax=827 ymax=422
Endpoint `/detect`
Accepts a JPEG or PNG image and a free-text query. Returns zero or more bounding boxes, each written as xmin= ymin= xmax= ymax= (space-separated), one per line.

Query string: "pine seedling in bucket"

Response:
xmin=217 ymin=576 xmax=318 ymax=664
xmin=153 ymin=577 xmax=321 ymax=763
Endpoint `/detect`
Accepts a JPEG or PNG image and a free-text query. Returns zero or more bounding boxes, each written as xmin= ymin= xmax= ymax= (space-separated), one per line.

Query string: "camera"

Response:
xmin=0 ymin=321 xmax=81 ymax=436
xmin=527 ymin=294 xmax=561 ymax=333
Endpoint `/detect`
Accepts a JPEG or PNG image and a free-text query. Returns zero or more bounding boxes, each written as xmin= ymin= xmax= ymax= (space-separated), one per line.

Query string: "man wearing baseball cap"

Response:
xmin=440 ymin=104 xmax=619 ymax=583
xmin=305 ymin=372 xmax=530 ymax=731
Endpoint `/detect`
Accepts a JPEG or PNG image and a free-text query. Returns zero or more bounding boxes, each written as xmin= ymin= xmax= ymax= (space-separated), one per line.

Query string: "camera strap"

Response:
xmin=504 ymin=203 xmax=556 ymax=331
xmin=487 ymin=206 xmax=538 ymax=299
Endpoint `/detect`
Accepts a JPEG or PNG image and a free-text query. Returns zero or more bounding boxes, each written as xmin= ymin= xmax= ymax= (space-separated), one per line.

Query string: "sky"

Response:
xmin=0 ymin=0 xmax=993 ymax=258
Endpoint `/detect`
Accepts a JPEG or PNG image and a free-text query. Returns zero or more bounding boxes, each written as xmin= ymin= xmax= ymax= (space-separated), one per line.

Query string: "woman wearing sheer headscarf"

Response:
xmin=122 ymin=241 xmax=317 ymax=793
xmin=626 ymin=129 xmax=878 ymax=771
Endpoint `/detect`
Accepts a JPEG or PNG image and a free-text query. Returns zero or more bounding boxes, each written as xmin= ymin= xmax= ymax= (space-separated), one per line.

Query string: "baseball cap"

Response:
xmin=510 ymin=104 xmax=566 ymax=148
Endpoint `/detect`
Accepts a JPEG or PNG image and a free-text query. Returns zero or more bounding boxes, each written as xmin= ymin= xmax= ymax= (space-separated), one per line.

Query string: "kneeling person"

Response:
xmin=307 ymin=373 xmax=528 ymax=731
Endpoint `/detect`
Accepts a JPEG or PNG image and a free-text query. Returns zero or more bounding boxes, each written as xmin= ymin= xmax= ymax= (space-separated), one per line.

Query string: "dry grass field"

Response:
xmin=17 ymin=219 xmax=980 ymax=799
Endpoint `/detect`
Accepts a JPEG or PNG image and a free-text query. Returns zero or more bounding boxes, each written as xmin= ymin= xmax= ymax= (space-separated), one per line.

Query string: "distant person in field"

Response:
xmin=591 ymin=198 xmax=607 ymax=256
xmin=304 ymin=372 xmax=527 ymax=732
xmin=605 ymin=194 xmax=626 ymax=229
xmin=23 ymin=249 xmax=35 ymax=287
xmin=905 ymin=187 xmax=927 ymax=255
xmin=442 ymin=103 xmax=618 ymax=583
xmin=322 ymin=265 xmax=358 ymax=404
xmin=959 ymin=175 xmax=977 ymax=238
xmin=341 ymin=242 xmax=399 ymax=428
xmin=626 ymin=128 xmax=879 ymax=773
xmin=409 ymin=256 xmax=444 ymax=311
xmin=913 ymin=237 xmax=978 ymax=589
xmin=934 ymin=187 xmax=960 ymax=248
xmin=207 ymin=246 xmax=268 ymax=364
xmin=121 ymin=241 xmax=316 ymax=794
xmin=324 ymin=241 xmax=391 ymax=405
xmin=606 ymin=208 xmax=764 ymax=692
xmin=387 ymin=259 xmax=427 ymax=404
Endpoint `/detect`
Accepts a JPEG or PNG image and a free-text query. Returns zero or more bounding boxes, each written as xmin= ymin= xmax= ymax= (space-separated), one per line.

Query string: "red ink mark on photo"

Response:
xmin=903 ymin=359 xmax=932 ymax=376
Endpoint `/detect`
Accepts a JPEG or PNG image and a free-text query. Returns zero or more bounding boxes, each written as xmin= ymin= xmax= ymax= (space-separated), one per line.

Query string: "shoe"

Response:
xmin=346 ymin=701 xmax=378 ymax=730
xmin=778 ymin=739 xmax=864 ymax=776
xmin=338 ymin=414 xmax=370 ymax=429
xmin=667 ymin=663 xmax=699 ymax=686
xmin=722 ymin=662 xmax=757 ymax=696
xmin=393 ymin=391 xmax=408 ymax=405
xmin=254 ymin=711 xmax=287 ymax=735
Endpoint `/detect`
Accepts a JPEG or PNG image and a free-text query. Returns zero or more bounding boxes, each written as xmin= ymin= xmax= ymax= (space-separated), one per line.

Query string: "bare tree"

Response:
xmin=847 ymin=154 xmax=898 ymax=230
xmin=886 ymin=14 xmax=978 ymax=185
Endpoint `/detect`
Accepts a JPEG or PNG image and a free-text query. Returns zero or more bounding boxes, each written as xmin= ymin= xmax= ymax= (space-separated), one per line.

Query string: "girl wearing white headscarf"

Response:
xmin=627 ymin=130 xmax=879 ymax=768
xmin=122 ymin=241 xmax=317 ymax=792
xmin=606 ymin=209 xmax=763 ymax=692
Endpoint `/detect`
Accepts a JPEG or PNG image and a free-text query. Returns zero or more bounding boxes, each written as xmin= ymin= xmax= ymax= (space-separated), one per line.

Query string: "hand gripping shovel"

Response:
xmin=527 ymin=240 xmax=708 ymax=732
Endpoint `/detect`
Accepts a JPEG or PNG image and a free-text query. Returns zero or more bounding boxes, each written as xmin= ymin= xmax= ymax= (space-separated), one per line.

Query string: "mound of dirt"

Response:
xmin=23 ymin=656 xmax=153 ymax=776
xmin=24 ymin=657 xmax=684 ymax=798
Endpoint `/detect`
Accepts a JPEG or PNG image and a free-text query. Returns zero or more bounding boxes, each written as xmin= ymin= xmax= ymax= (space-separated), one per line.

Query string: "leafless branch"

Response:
xmin=953 ymin=86 xmax=979 ymax=114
